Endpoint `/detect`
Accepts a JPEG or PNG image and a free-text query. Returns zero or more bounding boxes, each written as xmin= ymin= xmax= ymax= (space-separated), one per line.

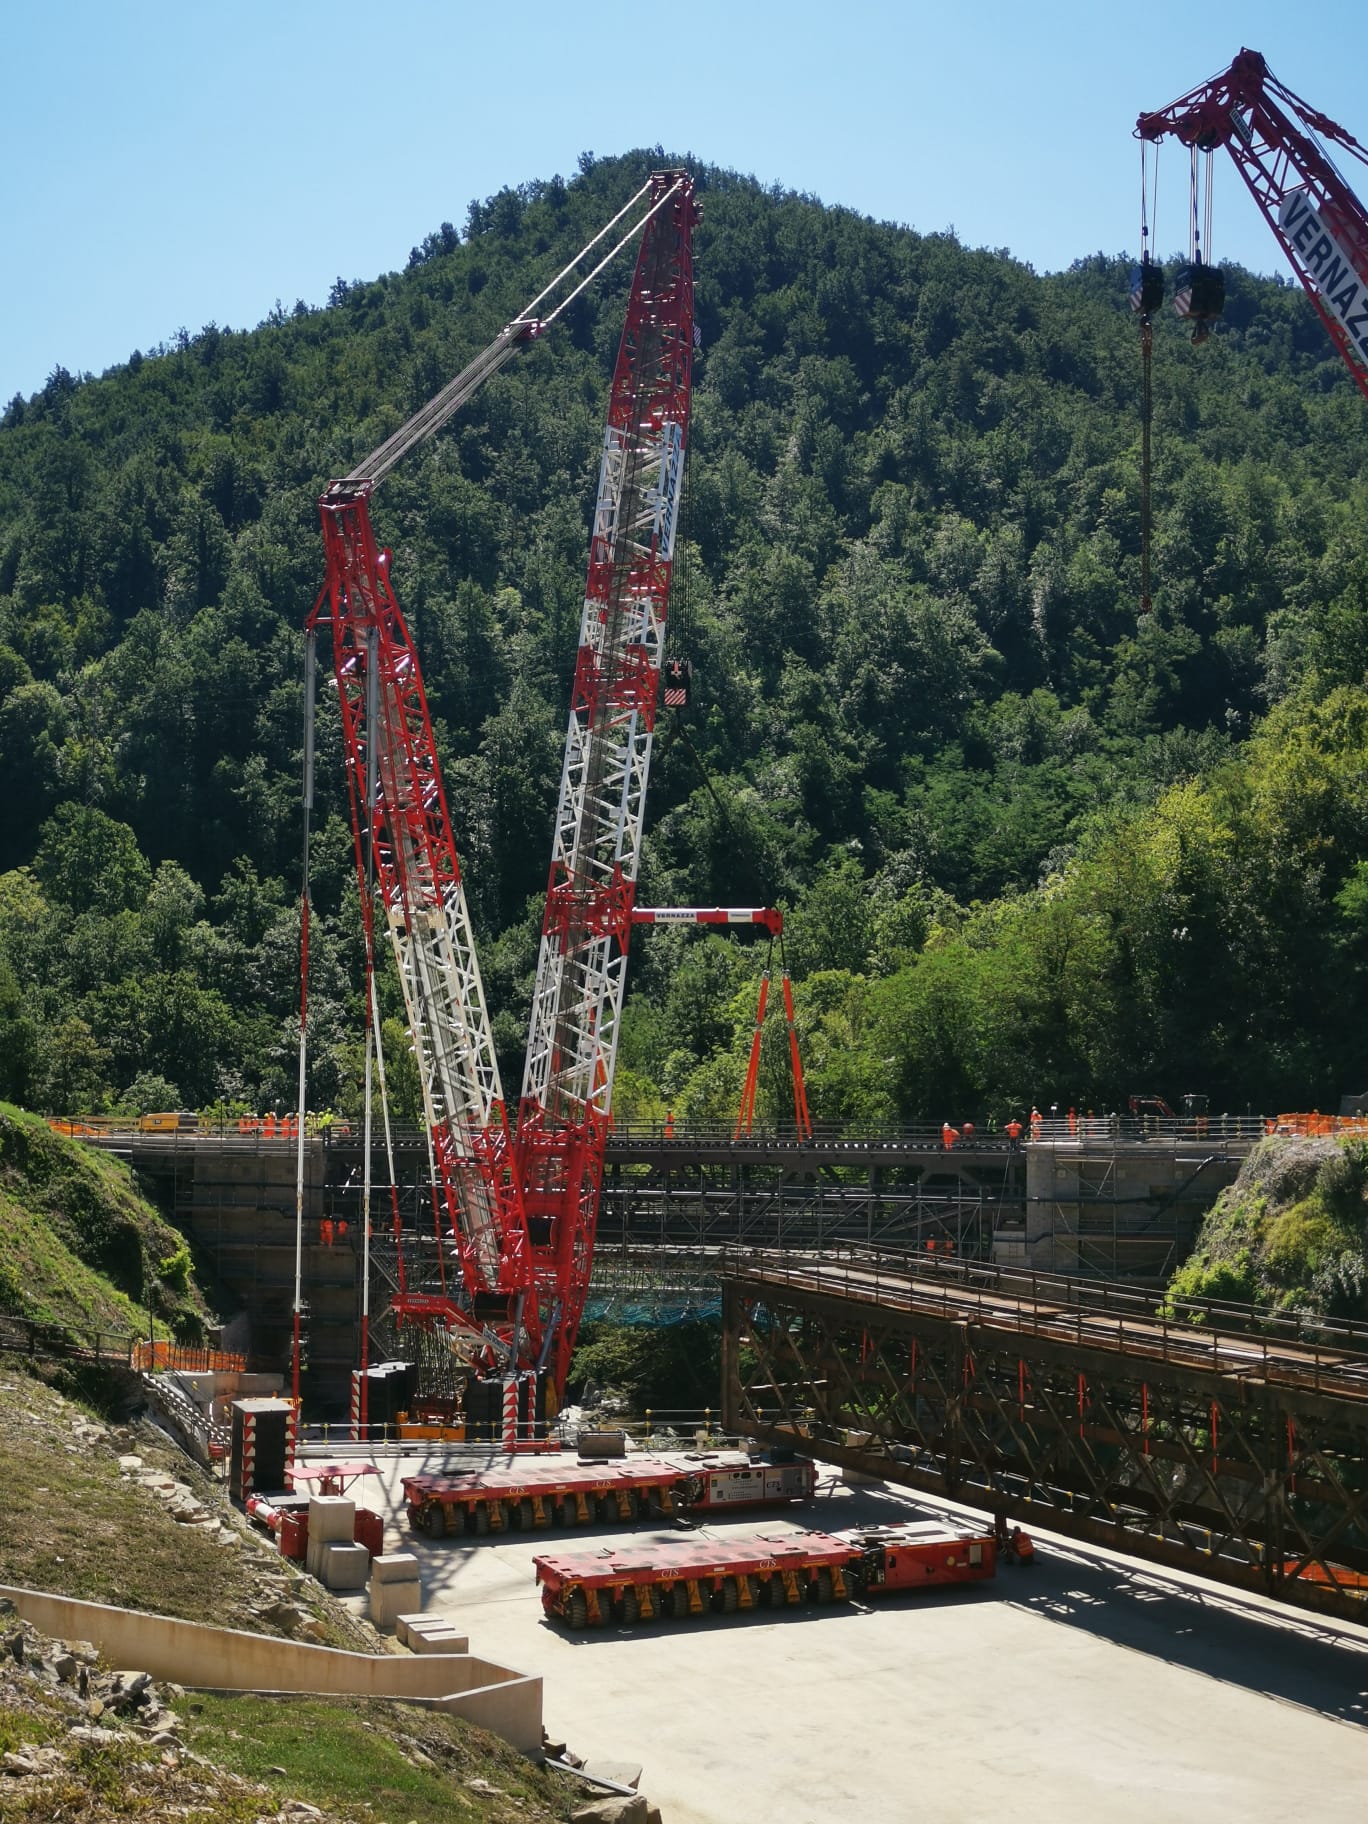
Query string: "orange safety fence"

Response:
xmin=132 ymin=1340 xmax=248 ymax=1374
xmin=47 ymin=1114 xmax=352 ymax=1140
xmin=1266 ymin=1113 xmax=1368 ymax=1139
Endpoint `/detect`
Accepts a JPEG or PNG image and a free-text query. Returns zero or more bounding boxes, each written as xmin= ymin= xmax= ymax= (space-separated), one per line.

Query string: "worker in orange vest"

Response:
xmin=1068 ymin=1106 xmax=1077 ymax=1136
xmin=664 ymin=1110 xmax=675 ymax=1139
xmin=962 ymin=1120 xmax=975 ymax=1142
xmin=1030 ymin=1106 xmax=1042 ymax=1138
xmin=1005 ymin=1117 xmax=1023 ymax=1147
xmin=941 ymin=1122 xmax=959 ymax=1150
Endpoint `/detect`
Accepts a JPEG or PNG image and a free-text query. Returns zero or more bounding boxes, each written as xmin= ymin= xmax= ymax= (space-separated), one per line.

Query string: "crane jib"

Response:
xmin=1278 ymin=193 xmax=1368 ymax=363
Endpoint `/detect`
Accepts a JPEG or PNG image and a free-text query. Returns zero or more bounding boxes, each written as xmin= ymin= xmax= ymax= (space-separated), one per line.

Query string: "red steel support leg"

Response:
xmin=735 ymin=973 xmax=770 ymax=1140
xmin=780 ymin=974 xmax=812 ymax=1139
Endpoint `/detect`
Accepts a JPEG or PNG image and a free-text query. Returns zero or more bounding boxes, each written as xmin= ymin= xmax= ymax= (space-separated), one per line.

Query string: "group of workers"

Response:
xmin=941 ymin=1116 xmax=1028 ymax=1148
xmin=940 ymin=1106 xmax=1077 ymax=1148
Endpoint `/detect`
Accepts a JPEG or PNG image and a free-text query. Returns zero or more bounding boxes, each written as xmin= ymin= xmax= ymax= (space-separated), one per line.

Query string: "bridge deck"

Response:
xmin=726 ymin=1249 xmax=1368 ymax=1404
xmin=721 ymin=1250 xmax=1368 ymax=1622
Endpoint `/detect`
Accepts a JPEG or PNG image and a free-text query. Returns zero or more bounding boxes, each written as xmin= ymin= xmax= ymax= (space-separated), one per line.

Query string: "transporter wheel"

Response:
xmin=762 ymin=1575 xmax=786 ymax=1608
xmin=406 ymin=1505 xmax=423 ymax=1532
xmin=446 ymin=1504 xmax=466 ymax=1538
xmin=472 ymin=1503 xmax=490 ymax=1536
xmin=812 ymin=1568 xmax=834 ymax=1605
xmin=715 ymin=1577 xmax=739 ymax=1615
xmin=659 ymin=1583 xmax=685 ymax=1620
xmin=566 ymin=1589 xmax=589 ymax=1630
xmin=511 ymin=1498 xmax=535 ymax=1532
xmin=618 ymin=1587 xmax=641 ymax=1625
xmin=556 ymin=1498 xmax=577 ymax=1528
xmin=595 ymin=1495 xmax=617 ymax=1526
xmin=426 ymin=1504 xmax=447 ymax=1540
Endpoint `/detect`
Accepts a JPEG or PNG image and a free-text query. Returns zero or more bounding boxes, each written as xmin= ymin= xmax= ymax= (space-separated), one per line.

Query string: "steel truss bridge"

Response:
xmin=345 ymin=1125 xmax=1023 ymax=1346
xmin=720 ymin=1247 xmax=1368 ymax=1622
xmin=596 ymin=1125 xmax=1023 ymax=1256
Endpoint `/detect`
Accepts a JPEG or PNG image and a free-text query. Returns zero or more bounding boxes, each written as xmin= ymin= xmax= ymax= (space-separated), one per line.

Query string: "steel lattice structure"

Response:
xmin=307 ymin=172 xmax=697 ymax=1400
xmin=516 ymin=172 xmax=695 ymax=1392
xmin=1138 ymin=48 xmax=1368 ymax=400
xmin=311 ymin=498 xmax=528 ymax=1310
xmin=722 ymin=1251 xmax=1368 ymax=1621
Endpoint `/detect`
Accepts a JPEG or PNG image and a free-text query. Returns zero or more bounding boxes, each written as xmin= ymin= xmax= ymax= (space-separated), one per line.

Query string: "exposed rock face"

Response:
xmin=1169 ymin=1132 xmax=1368 ymax=1316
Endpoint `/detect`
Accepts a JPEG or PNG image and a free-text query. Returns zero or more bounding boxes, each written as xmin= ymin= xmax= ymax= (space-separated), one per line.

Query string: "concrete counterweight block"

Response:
xmin=306 ymin=1496 xmax=357 ymax=1579
xmin=396 ymin=1614 xmax=469 ymax=1653
xmin=308 ymin=1496 xmax=356 ymax=1542
xmin=370 ymin=1553 xmax=420 ymax=1586
xmin=321 ymin=1541 xmax=370 ymax=1591
xmin=407 ymin=1629 xmax=469 ymax=1654
xmin=370 ymin=1555 xmax=423 ymax=1631
xmin=370 ymin=1579 xmax=423 ymax=1629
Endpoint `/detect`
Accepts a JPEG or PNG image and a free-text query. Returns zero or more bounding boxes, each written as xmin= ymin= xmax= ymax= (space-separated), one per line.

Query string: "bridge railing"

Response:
xmin=722 ymin=1240 xmax=1368 ymax=1365
xmin=58 ymin=1112 xmax=1279 ymax=1150
xmin=0 ymin=1313 xmax=137 ymax=1366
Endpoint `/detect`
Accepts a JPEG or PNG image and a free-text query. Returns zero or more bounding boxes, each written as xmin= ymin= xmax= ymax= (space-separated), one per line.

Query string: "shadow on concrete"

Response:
xmin=825 ymin=1476 xmax=1368 ymax=1731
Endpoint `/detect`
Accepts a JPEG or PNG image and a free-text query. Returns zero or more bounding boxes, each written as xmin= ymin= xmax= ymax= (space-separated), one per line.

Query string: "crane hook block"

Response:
xmin=1129 ymin=259 xmax=1165 ymax=316
xmin=1173 ymin=262 xmax=1225 ymax=328
xmin=663 ymin=657 xmax=692 ymax=708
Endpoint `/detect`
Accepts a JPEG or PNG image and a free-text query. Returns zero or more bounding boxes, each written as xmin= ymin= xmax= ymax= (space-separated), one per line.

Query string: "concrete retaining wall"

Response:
xmin=0 ymin=1584 xmax=542 ymax=1755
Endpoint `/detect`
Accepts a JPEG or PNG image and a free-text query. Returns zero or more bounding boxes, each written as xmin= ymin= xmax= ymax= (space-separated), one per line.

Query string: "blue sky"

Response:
xmin=4 ymin=0 xmax=1367 ymax=404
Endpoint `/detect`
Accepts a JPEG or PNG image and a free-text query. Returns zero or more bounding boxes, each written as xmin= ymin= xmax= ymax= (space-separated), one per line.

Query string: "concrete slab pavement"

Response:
xmin=363 ymin=1453 xmax=1368 ymax=1824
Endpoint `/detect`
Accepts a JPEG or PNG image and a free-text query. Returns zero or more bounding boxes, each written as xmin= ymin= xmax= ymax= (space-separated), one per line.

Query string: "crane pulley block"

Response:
xmin=1173 ymin=261 xmax=1225 ymax=325
xmin=1138 ymin=49 xmax=1368 ymax=398
xmin=1129 ymin=257 xmax=1165 ymax=316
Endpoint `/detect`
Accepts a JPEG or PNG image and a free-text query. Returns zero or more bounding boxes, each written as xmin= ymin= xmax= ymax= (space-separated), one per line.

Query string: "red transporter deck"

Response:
xmin=402 ymin=1449 xmax=814 ymax=1539
xmin=535 ymin=1519 xmax=999 ymax=1628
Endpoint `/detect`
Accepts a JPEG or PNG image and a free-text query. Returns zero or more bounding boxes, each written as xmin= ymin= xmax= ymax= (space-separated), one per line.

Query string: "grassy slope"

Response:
xmin=0 ymin=1103 xmax=205 ymax=1335
xmin=184 ymin=1694 xmax=574 ymax=1824
xmin=1168 ymin=1133 xmax=1368 ymax=1317
xmin=0 ymin=1370 xmax=576 ymax=1823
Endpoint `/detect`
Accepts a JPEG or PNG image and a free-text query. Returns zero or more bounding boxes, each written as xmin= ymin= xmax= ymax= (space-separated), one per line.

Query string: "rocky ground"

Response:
xmin=0 ymin=1602 xmax=656 ymax=1823
xmin=0 ymin=1599 xmax=349 ymax=1823
xmin=0 ymin=1365 xmax=663 ymax=1823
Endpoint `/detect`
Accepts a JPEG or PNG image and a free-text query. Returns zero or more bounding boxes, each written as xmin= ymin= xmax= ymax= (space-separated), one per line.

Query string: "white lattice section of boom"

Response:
xmin=520 ymin=408 xmax=686 ymax=1130
xmin=320 ymin=499 xmax=524 ymax=1296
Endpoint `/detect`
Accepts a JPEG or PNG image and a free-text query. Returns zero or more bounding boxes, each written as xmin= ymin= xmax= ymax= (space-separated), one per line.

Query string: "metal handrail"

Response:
xmin=722 ymin=1245 xmax=1368 ymax=1401
xmin=58 ymin=1112 xmax=1280 ymax=1149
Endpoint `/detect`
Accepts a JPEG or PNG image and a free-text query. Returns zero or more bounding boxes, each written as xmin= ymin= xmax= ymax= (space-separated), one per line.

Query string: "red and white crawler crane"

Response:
xmin=295 ymin=174 xmax=782 ymax=1430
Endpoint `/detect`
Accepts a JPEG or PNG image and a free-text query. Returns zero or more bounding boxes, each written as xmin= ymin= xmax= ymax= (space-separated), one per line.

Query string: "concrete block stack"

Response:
xmin=306 ymin=1495 xmax=369 ymax=1589
xmin=319 ymin=1542 xmax=370 ymax=1591
xmin=396 ymin=1613 xmax=469 ymax=1653
xmin=368 ymin=1553 xmax=422 ymax=1630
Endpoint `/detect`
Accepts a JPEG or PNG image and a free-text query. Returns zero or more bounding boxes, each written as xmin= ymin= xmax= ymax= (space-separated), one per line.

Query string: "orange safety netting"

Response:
xmin=132 ymin=1340 xmax=247 ymax=1374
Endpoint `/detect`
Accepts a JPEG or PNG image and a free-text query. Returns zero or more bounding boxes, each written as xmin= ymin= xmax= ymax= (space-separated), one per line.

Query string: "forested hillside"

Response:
xmin=2 ymin=149 xmax=1367 ymax=1126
